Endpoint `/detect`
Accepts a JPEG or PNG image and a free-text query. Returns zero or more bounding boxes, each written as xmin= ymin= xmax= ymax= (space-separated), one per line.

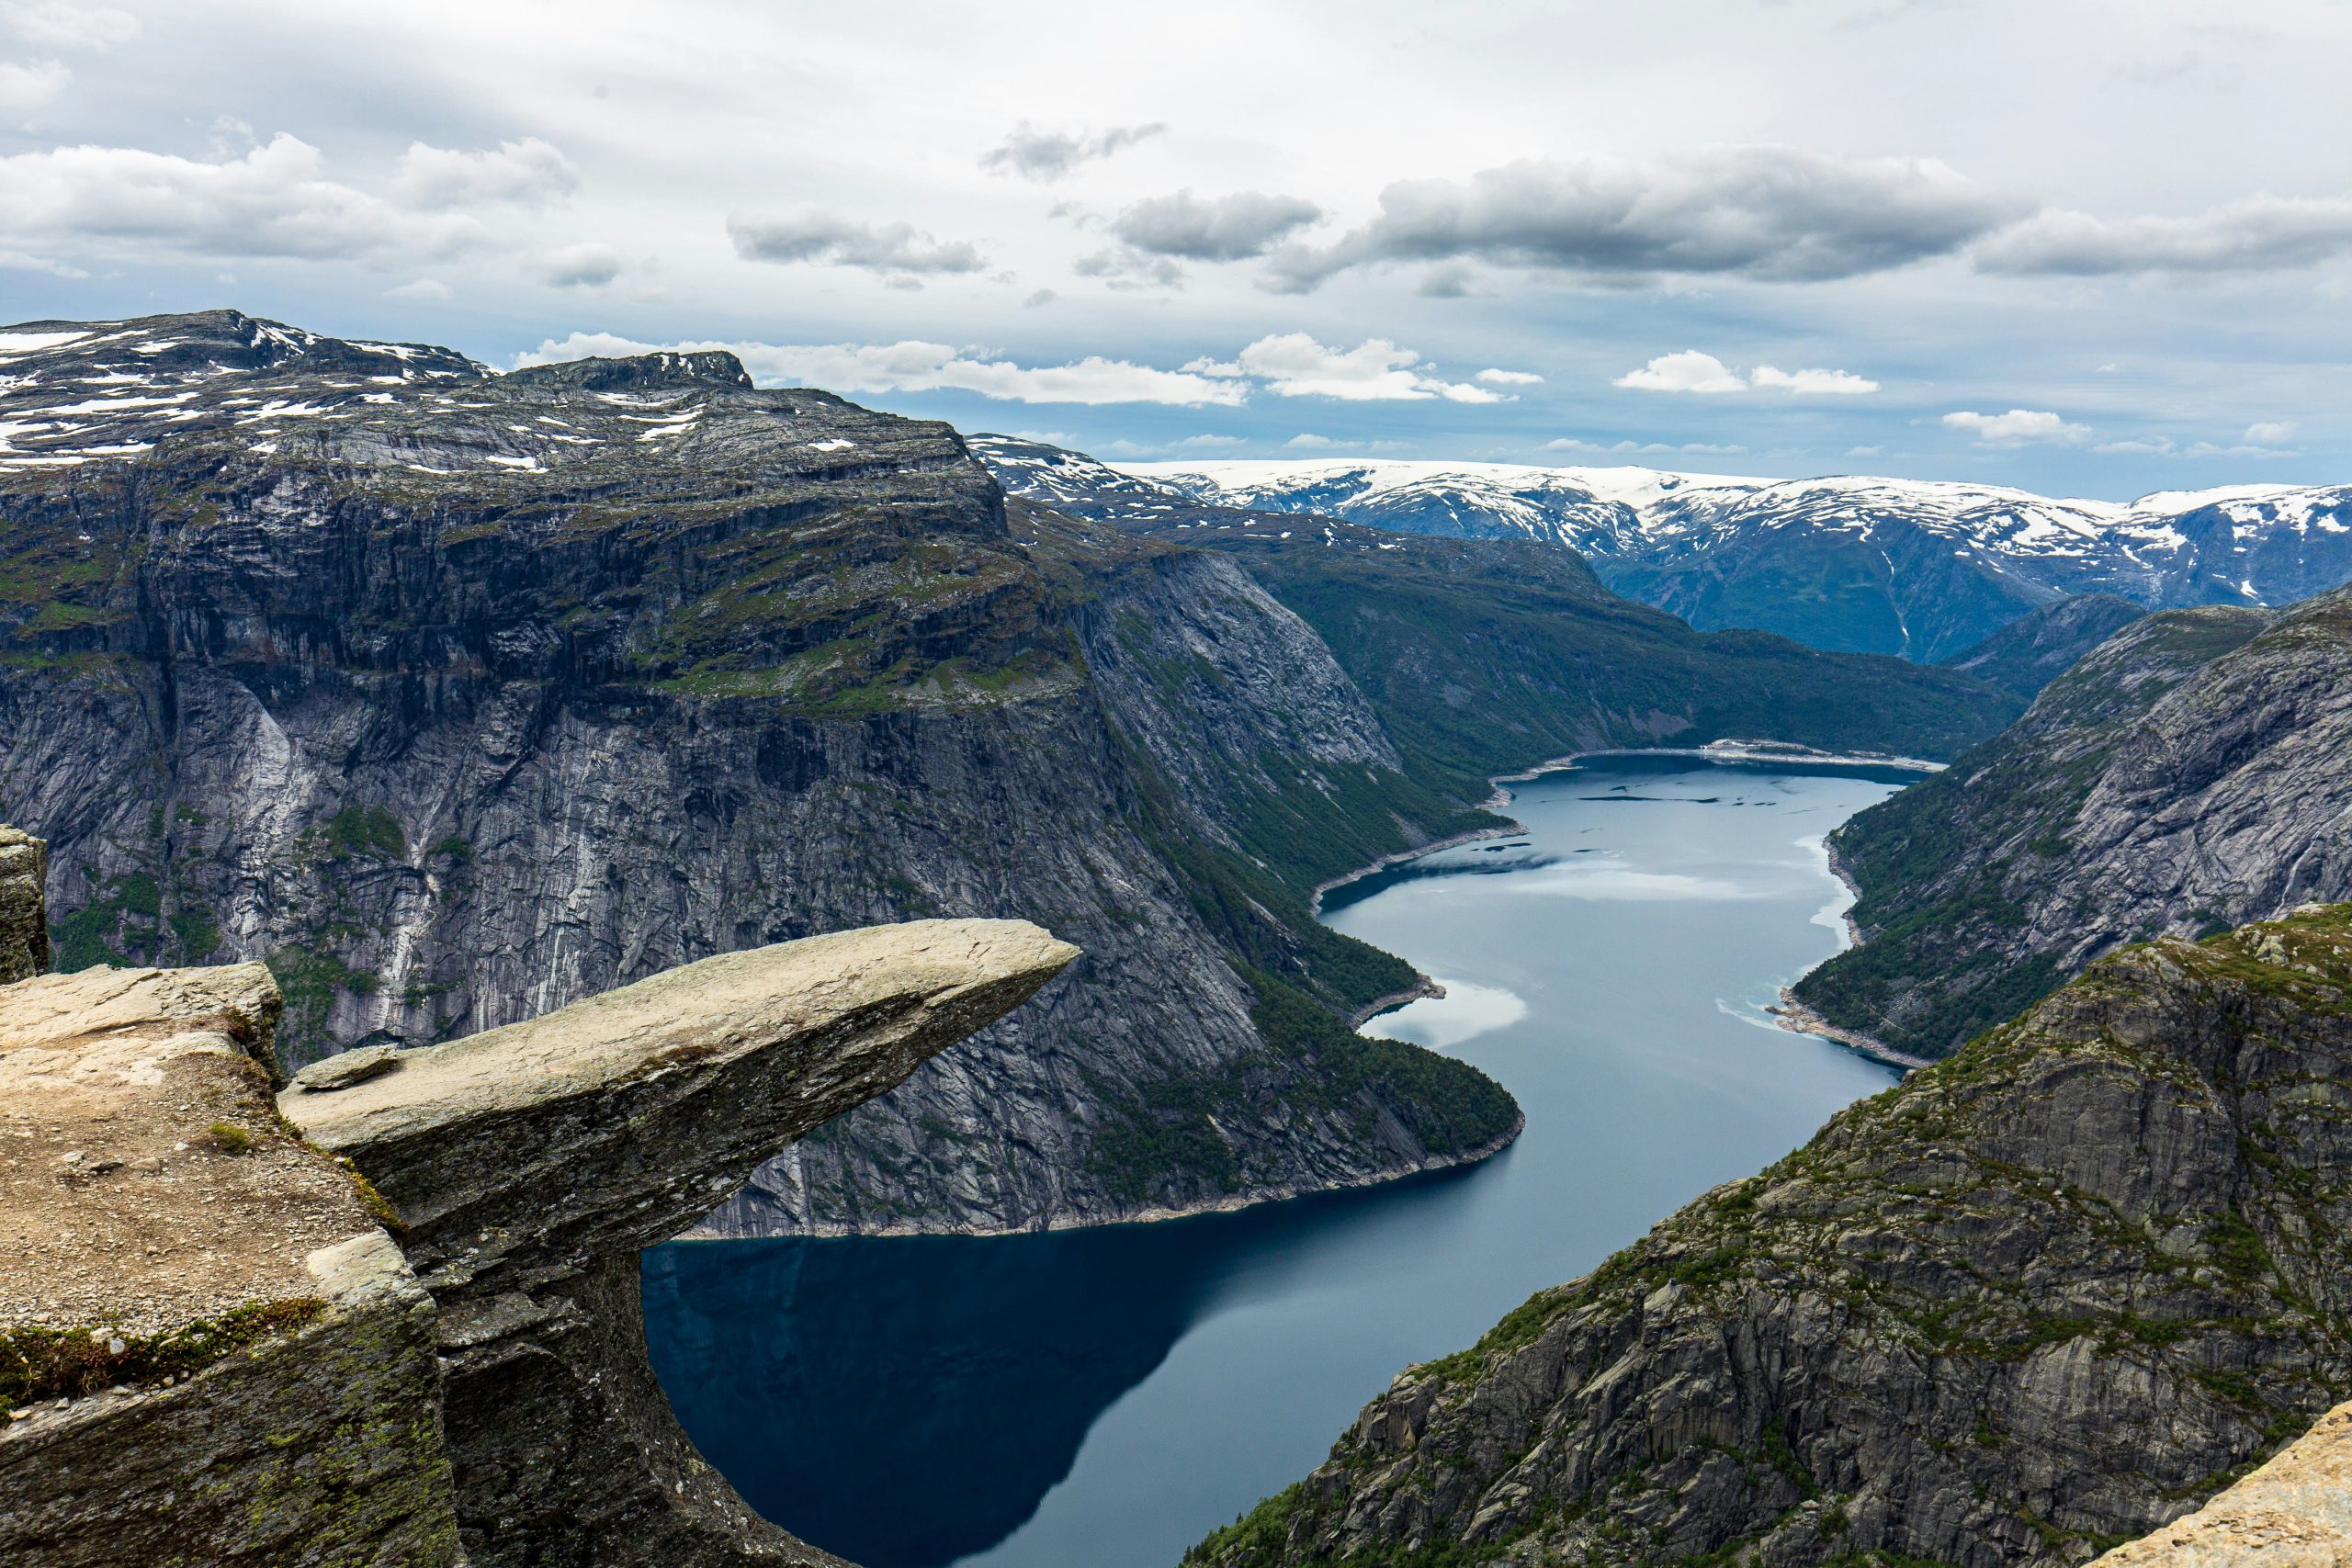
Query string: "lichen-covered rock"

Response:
xmin=1190 ymin=908 xmax=2352 ymax=1568
xmin=0 ymin=826 xmax=46 ymax=983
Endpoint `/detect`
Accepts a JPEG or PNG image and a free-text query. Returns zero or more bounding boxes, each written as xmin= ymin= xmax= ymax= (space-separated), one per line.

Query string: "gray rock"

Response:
xmin=290 ymin=1043 xmax=403 ymax=1091
xmin=0 ymin=826 xmax=46 ymax=984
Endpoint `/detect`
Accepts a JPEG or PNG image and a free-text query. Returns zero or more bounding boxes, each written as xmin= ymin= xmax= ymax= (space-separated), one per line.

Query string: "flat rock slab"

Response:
xmin=2097 ymin=1401 xmax=2352 ymax=1567
xmin=0 ymin=964 xmax=381 ymax=1337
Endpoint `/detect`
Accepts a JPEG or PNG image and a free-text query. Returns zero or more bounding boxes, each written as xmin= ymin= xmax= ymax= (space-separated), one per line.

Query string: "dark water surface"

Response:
xmin=642 ymin=756 xmax=1915 ymax=1568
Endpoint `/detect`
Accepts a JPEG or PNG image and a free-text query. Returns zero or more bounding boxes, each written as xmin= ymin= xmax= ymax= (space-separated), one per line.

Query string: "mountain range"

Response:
xmin=976 ymin=438 xmax=2352 ymax=662
xmin=0 ymin=310 xmax=2012 ymax=1242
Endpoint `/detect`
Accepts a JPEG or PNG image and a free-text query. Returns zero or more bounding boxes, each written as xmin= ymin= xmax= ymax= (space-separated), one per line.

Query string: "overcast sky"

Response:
xmin=4 ymin=0 xmax=2348 ymax=496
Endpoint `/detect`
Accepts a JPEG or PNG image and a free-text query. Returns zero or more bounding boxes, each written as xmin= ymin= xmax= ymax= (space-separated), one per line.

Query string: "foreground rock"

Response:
xmin=2 ymin=827 xmax=1077 ymax=1566
xmin=1190 ymin=907 xmax=2352 ymax=1568
xmin=2095 ymin=1401 xmax=2352 ymax=1566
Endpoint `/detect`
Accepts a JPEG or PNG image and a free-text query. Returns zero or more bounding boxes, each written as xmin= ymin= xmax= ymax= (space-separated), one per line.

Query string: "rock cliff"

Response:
xmin=1797 ymin=589 xmax=2352 ymax=1057
xmin=0 ymin=824 xmax=1077 ymax=1565
xmin=1189 ymin=906 xmax=2352 ymax=1568
xmin=0 ymin=309 xmax=1517 ymax=1235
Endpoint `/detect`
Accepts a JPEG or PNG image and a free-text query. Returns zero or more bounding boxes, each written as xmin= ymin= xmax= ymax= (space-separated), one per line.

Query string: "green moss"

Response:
xmin=0 ymin=1298 xmax=325 ymax=1411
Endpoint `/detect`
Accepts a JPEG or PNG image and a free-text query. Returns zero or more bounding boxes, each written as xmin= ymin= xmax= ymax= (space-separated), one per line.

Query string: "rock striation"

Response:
xmin=1189 ymin=906 xmax=2352 ymax=1568
xmin=1798 ymin=589 xmax=2352 ymax=1058
xmin=0 ymin=823 xmax=1079 ymax=1565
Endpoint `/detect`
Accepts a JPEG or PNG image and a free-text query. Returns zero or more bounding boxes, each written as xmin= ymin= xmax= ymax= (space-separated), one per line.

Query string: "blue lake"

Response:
xmin=642 ymin=755 xmax=1915 ymax=1568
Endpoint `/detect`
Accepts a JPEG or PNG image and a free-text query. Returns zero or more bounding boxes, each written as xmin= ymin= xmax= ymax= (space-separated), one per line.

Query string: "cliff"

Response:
xmin=0 ymin=823 xmax=1076 ymax=1565
xmin=0 ymin=309 xmax=1515 ymax=1235
xmin=1794 ymin=591 xmax=2352 ymax=1057
xmin=1189 ymin=906 xmax=2352 ymax=1568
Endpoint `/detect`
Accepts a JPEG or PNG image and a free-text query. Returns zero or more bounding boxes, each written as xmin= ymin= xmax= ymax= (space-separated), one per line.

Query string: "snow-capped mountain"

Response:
xmin=1100 ymin=456 xmax=2352 ymax=661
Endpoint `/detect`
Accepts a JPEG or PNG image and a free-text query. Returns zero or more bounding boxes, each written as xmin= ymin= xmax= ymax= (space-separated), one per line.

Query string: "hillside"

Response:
xmin=975 ymin=435 xmax=2023 ymax=788
xmin=1191 ymin=906 xmax=2352 ymax=1568
xmin=1103 ymin=451 xmax=2352 ymax=661
xmin=1792 ymin=591 xmax=2352 ymax=1058
xmin=1938 ymin=592 xmax=2149 ymax=699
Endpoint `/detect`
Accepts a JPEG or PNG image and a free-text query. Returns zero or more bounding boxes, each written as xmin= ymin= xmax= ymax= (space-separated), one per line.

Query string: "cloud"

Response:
xmin=385 ymin=277 xmax=453 ymax=300
xmin=1476 ymin=367 xmax=1544 ymax=385
xmin=729 ymin=211 xmax=986 ymax=275
xmin=1846 ymin=445 xmax=1884 ymax=457
xmin=1973 ymin=196 xmax=2352 ymax=276
xmin=1170 ymin=433 xmax=1246 ymax=448
xmin=1287 ymin=433 xmax=1349 ymax=448
xmin=1072 ymin=246 xmax=1186 ymax=288
xmin=390 ymin=137 xmax=578 ymax=209
xmin=1266 ymin=147 xmax=2018 ymax=289
xmin=1542 ymin=436 xmax=1748 ymax=457
xmin=1614 ymin=350 xmax=1746 ymax=393
xmin=3 ymin=3 xmax=137 ymax=49
xmin=979 ymin=121 xmax=1164 ymax=182
xmin=2245 ymin=420 xmax=2298 ymax=446
xmin=1109 ymin=189 xmax=1321 ymax=260
xmin=540 ymin=243 xmax=620 ymax=287
xmin=1749 ymin=364 xmax=1879 ymax=393
xmin=513 ymin=332 xmax=1247 ymax=405
xmin=0 ymin=55 xmax=65 ymax=115
xmin=0 ymin=133 xmax=483 ymax=264
xmin=1942 ymin=409 xmax=2089 ymax=446
xmin=1207 ymin=333 xmax=1506 ymax=401
xmin=1616 ymin=349 xmax=1877 ymax=394
xmin=1022 ymin=288 xmax=1057 ymax=307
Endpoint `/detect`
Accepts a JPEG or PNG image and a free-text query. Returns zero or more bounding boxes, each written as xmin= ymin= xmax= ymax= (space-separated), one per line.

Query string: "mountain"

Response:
xmin=1937 ymin=592 xmax=2148 ymax=699
xmin=974 ymin=435 xmax=2024 ymax=781
xmin=1791 ymin=589 xmax=2352 ymax=1059
xmin=1190 ymin=905 xmax=2352 ymax=1568
xmin=0 ymin=310 xmax=1526 ymax=1238
xmin=1104 ymin=453 xmax=2352 ymax=662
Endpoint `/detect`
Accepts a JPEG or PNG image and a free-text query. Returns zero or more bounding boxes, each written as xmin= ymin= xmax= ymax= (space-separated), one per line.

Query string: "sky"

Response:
xmin=1 ymin=0 xmax=2348 ymax=498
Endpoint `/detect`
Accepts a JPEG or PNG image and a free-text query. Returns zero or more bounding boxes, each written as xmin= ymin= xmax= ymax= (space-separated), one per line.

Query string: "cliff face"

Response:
xmin=1939 ymin=593 xmax=2150 ymax=700
xmin=1796 ymin=592 xmax=2352 ymax=1058
xmin=1191 ymin=907 xmax=2352 ymax=1568
xmin=0 ymin=310 xmax=1516 ymax=1235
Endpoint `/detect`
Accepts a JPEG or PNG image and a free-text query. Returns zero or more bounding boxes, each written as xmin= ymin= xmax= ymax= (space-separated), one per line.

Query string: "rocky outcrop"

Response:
xmin=2095 ymin=1401 xmax=2352 ymax=1566
xmin=0 ymin=826 xmax=44 ymax=983
xmin=1189 ymin=907 xmax=2352 ymax=1568
xmin=1795 ymin=592 xmax=2352 ymax=1057
xmin=2 ymin=827 xmax=1078 ymax=1566
xmin=0 ymin=309 xmax=1516 ymax=1236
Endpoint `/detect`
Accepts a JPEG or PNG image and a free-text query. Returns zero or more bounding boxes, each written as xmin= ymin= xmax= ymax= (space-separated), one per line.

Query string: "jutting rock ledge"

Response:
xmin=0 ymin=825 xmax=1077 ymax=1566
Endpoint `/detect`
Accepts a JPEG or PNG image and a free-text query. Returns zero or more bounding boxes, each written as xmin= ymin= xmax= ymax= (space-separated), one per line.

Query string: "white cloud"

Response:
xmin=1846 ymin=445 xmax=1884 ymax=457
xmin=513 ymin=332 xmax=1247 ymax=405
xmin=1748 ymin=364 xmax=1879 ymax=394
xmin=2245 ymin=420 xmax=2298 ymax=446
xmin=1170 ymin=433 xmax=1246 ymax=448
xmin=1613 ymin=350 xmax=1746 ymax=393
xmin=390 ymin=138 xmax=578 ymax=210
xmin=1073 ymin=246 xmax=1186 ymax=288
xmin=728 ymin=212 xmax=986 ymax=275
xmin=1973 ymin=196 xmax=2352 ymax=276
xmin=979 ymin=121 xmax=1163 ymax=182
xmin=385 ymin=277 xmax=453 ymax=300
xmin=1542 ymin=436 xmax=1748 ymax=457
xmin=1217 ymin=333 xmax=1504 ymax=401
xmin=1287 ymin=433 xmax=1349 ymax=448
xmin=3 ymin=4 xmax=137 ymax=49
xmin=540 ymin=243 xmax=620 ymax=288
xmin=0 ymin=55 xmax=65 ymax=115
xmin=1268 ymin=147 xmax=2018 ymax=289
xmin=1616 ymin=350 xmax=1877 ymax=394
xmin=1476 ymin=367 xmax=1543 ymax=385
xmin=2094 ymin=436 xmax=2173 ymax=455
xmin=1942 ymin=409 xmax=2089 ymax=446
xmin=0 ymin=134 xmax=483 ymax=264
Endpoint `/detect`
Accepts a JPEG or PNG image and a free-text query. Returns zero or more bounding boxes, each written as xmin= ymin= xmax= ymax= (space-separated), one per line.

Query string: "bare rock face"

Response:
xmin=1190 ymin=908 xmax=2352 ymax=1568
xmin=2 ymin=834 xmax=1078 ymax=1568
xmin=0 ymin=826 xmax=45 ymax=983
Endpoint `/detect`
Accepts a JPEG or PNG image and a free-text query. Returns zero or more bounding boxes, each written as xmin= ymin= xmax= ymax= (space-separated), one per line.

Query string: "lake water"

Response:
xmin=641 ymin=755 xmax=1915 ymax=1568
